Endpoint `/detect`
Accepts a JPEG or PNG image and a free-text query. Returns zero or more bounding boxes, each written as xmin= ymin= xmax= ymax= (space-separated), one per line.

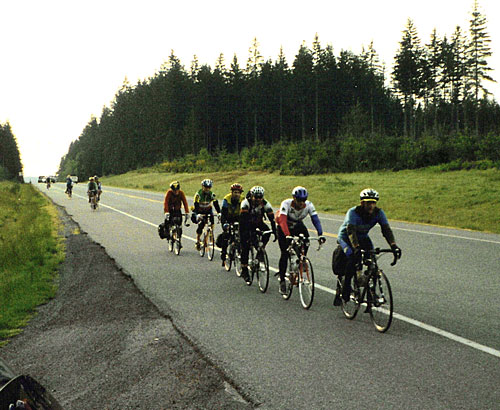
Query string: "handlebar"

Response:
xmin=363 ymin=248 xmax=400 ymax=266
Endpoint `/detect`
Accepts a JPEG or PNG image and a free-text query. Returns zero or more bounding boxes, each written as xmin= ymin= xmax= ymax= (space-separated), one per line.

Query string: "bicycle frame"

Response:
xmin=167 ymin=214 xmax=190 ymax=255
xmin=198 ymin=214 xmax=216 ymax=260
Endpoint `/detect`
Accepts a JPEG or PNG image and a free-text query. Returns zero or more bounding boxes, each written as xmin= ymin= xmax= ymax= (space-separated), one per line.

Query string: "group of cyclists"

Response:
xmin=86 ymin=176 xmax=102 ymax=203
xmin=163 ymin=179 xmax=402 ymax=301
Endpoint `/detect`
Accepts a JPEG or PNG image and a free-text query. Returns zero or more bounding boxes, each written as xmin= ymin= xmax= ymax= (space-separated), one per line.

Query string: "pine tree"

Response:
xmin=467 ymin=0 xmax=495 ymax=135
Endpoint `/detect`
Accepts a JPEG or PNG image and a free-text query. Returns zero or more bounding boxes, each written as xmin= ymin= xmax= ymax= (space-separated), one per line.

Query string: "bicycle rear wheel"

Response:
xmin=298 ymin=257 xmax=314 ymax=309
xmin=207 ymin=229 xmax=215 ymax=260
xmin=369 ymin=270 xmax=393 ymax=333
xmin=257 ymin=250 xmax=269 ymax=293
xmin=199 ymin=232 xmax=206 ymax=257
xmin=174 ymin=227 xmax=182 ymax=255
xmin=341 ymin=276 xmax=361 ymax=319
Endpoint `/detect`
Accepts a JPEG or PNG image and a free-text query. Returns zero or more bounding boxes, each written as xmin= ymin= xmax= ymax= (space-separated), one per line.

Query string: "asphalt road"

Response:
xmin=39 ymin=182 xmax=500 ymax=409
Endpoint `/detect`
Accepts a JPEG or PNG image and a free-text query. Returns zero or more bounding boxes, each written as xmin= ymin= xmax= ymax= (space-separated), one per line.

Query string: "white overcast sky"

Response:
xmin=1 ymin=0 xmax=499 ymax=176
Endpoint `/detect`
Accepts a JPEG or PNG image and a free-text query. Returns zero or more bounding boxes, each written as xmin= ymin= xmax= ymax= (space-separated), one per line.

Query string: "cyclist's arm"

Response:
xmin=213 ymin=198 xmax=221 ymax=214
xmin=267 ymin=211 xmax=277 ymax=235
xmin=164 ymin=191 xmax=172 ymax=214
xmin=381 ymin=224 xmax=396 ymax=245
xmin=346 ymin=224 xmax=360 ymax=248
xmin=311 ymin=214 xmax=323 ymax=236
xmin=277 ymin=213 xmax=290 ymax=236
xmin=221 ymin=199 xmax=229 ymax=225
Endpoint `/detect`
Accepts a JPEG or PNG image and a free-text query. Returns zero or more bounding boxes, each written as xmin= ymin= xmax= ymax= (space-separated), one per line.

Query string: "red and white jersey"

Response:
xmin=277 ymin=198 xmax=317 ymax=228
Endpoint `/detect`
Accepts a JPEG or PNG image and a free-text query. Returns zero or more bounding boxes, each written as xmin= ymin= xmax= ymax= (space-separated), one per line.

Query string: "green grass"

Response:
xmin=0 ymin=182 xmax=65 ymax=346
xmin=103 ymin=167 xmax=500 ymax=234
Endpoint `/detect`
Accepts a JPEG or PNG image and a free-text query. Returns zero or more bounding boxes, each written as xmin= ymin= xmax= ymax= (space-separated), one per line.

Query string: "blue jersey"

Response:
xmin=338 ymin=206 xmax=389 ymax=246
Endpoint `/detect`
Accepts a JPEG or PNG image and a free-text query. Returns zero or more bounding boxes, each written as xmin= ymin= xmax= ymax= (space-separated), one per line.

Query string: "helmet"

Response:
xmin=292 ymin=186 xmax=308 ymax=201
xmin=94 ymin=175 xmax=99 ymax=181
xmin=230 ymin=183 xmax=243 ymax=192
xmin=170 ymin=180 xmax=180 ymax=190
xmin=201 ymin=179 xmax=213 ymax=188
xmin=360 ymin=188 xmax=379 ymax=202
xmin=250 ymin=186 xmax=265 ymax=199
xmin=89 ymin=177 xmax=94 ymax=181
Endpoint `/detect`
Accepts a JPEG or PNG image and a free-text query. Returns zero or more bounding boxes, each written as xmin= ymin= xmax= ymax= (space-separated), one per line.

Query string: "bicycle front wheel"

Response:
xmin=369 ymin=270 xmax=393 ymax=333
xmin=298 ymin=257 xmax=315 ymax=309
xmin=282 ymin=256 xmax=293 ymax=300
xmin=257 ymin=250 xmax=269 ymax=293
xmin=199 ymin=232 xmax=206 ymax=257
xmin=234 ymin=246 xmax=242 ymax=277
xmin=207 ymin=229 xmax=215 ymax=260
xmin=341 ymin=276 xmax=361 ymax=319
xmin=224 ymin=244 xmax=233 ymax=271
xmin=174 ymin=227 xmax=182 ymax=255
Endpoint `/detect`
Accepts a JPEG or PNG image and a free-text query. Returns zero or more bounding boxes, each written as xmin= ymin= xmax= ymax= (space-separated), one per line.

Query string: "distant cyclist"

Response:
xmin=46 ymin=177 xmax=51 ymax=189
xmin=239 ymin=186 xmax=277 ymax=284
xmin=192 ymin=179 xmax=221 ymax=250
xmin=163 ymin=181 xmax=190 ymax=240
xmin=276 ymin=186 xmax=326 ymax=295
xmin=87 ymin=177 xmax=98 ymax=203
xmin=94 ymin=176 xmax=102 ymax=202
xmin=217 ymin=183 xmax=244 ymax=266
xmin=333 ymin=188 xmax=402 ymax=305
xmin=65 ymin=175 xmax=73 ymax=196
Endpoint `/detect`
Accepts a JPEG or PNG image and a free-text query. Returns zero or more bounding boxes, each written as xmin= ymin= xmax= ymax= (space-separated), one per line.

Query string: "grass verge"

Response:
xmin=103 ymin=166 xmax=500 ymax=234
xmin=0 ymin=182 xmax=64 ymax=347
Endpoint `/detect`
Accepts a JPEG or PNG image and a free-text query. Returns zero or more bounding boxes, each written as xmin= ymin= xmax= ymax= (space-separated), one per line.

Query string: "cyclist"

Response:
xmin=239 ymin=186 xmax=277 ymax=284
xmin=94 ymin=176 xmax=102 ymax=202
xmin=46 ymin=177 xmax=51 ymax=189
xmin=87 ymin=177 xmax=98 ymax=203
xmin=192 ymin=179 xmax=221 ymax=250
xmin=333 ymin=188 xmax=402 ymax=305
xmin=217 ymin=183 xmax=244 ymax=266
xmin=276 ymin=186 xmax=326 ymax=295
xmin=65 ymin=175 xmax=73 ymax=195
xmin=163 ymin=181 xmax=190 ymax=240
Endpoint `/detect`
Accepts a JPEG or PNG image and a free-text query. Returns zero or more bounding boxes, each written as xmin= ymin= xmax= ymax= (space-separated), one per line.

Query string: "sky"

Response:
xmin=1 ymin=0 xmax=499 ymax=177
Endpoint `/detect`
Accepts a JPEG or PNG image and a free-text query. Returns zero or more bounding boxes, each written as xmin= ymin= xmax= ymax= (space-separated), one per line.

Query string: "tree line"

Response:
xmin=58 ymin=0 xmax=499 ymax=179
xmin=0 ymin=122 xmax=23 ymax=181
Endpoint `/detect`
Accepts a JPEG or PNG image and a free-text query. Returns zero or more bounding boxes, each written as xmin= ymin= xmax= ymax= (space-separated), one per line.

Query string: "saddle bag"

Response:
xmin=332 ymin=244 xmax=347 ymax=276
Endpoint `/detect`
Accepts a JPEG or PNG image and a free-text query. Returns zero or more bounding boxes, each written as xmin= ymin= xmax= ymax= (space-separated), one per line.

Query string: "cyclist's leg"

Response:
xmin=196 ymin=217 xmax=205 ymax=247
xmin=277 ymin=226 xmax=288 ymax=281
xmin=259 ymin=222 xmax=271 ymax=247
xmin=239 ymin=228 xmax=251 ymax=282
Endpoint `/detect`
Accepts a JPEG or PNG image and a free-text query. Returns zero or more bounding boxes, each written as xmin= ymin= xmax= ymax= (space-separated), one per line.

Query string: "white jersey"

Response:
xmin=279 ymin=199 xmax=317 ymax=228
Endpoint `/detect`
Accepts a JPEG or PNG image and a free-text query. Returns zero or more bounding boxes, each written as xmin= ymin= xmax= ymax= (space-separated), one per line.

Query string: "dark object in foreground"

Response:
xmin=0 ymin=359 xmax=62 ymax=410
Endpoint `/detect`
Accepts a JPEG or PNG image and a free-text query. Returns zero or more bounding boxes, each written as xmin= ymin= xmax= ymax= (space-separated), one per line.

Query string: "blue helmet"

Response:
xmin=292 ymin=186 xmax=308 ymax=201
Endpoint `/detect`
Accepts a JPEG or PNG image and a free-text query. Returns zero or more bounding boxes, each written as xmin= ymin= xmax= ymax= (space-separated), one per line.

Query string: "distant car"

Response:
xmin=38 ymin=176 xmax=45 ymax=183
xmin=70 ymin=175 xmax=78 ymax=184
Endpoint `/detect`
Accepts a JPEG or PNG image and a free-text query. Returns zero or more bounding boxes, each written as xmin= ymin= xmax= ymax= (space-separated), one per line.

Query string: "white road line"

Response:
xmin=68 ymin=190 xmax=500 ymax=359
xmin=319 ymin=217 xmax=500 ymax=244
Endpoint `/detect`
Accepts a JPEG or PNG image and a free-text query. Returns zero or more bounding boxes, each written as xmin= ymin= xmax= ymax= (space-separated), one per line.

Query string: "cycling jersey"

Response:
xmin=194 ymin=189 xmax=220 ymax=214
xmin=338 ymin=206 xmax=393 ymax=255
xmin=164 ymin=189 xmax=189 ymax=214
xmin=221 ymin=193 xmax=243 ymax=223
xmin=240 ymin=198 xmax=273 ymax=225
xmin=276 ymin=198 xmax=323 ymax=236
xmin=87 ymin=181 xmax=97 ymax=192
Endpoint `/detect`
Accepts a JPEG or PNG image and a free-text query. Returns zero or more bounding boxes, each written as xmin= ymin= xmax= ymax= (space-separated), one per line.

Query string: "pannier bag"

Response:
xmin=158 ymin=222 xmax=167 ymax=239
xmin=332 ymin=244 xmax=347 ymax=276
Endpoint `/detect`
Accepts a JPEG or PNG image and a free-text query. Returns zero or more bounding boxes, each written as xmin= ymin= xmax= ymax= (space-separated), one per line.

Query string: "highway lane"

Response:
xmin=40 ymin=183 xmax=500 ymax=408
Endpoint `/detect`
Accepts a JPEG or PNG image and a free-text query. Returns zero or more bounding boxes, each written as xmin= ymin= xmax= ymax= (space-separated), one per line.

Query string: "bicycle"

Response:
xmin=167 ymin=214 xmax=190 ymax=255
xmin=244 ymin=228 xmax=272 ymax=293
xmin=336 ymin=248 xmax=399 ymax=333
xmin=282 ymin=234 xmax=324 ymax=309
xmin=197 ymin=214 xmax=217 ymax=260
xmin=223 ymin=222 xmax=241 ymax=273
xmin=89 ymin=191 xmax=98 ymax=211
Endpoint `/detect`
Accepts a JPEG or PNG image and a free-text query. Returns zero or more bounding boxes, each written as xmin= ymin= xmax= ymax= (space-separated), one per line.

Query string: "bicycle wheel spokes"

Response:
xmin=207 ymin=229 xmax=215 ymax=260
xmin=257 ymin=250 xmax=269 ymax=293
xmin=174 ymin=227 xmax=182 ymax=255
xmin=298 ymin=258 xmax=314 ymax=309
xmin=224 ymin=244 xmax=233 ymax=271
xmin=199 ymin=232 xmax=206 ymax=257
xmin=341 ymin=277 xmax=361 ymax=319
xmin=168 ymin=228 xmax=174 ymax=252
xmin=369 ymin=270 xmax=393 ymax=333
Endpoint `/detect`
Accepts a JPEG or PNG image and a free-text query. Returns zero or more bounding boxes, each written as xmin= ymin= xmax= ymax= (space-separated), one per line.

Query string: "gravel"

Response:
xmin=1 ymin=206 xmax=253 ymax=409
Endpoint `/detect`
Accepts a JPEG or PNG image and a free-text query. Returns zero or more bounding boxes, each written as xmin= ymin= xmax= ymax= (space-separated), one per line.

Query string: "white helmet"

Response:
xmin=250 ymin=186 xmax=265 ymax=198
xmin=201 ymin=179 xmax=213 ymax=188
xmin=360 ymin=188 xmax=379 ymax=202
